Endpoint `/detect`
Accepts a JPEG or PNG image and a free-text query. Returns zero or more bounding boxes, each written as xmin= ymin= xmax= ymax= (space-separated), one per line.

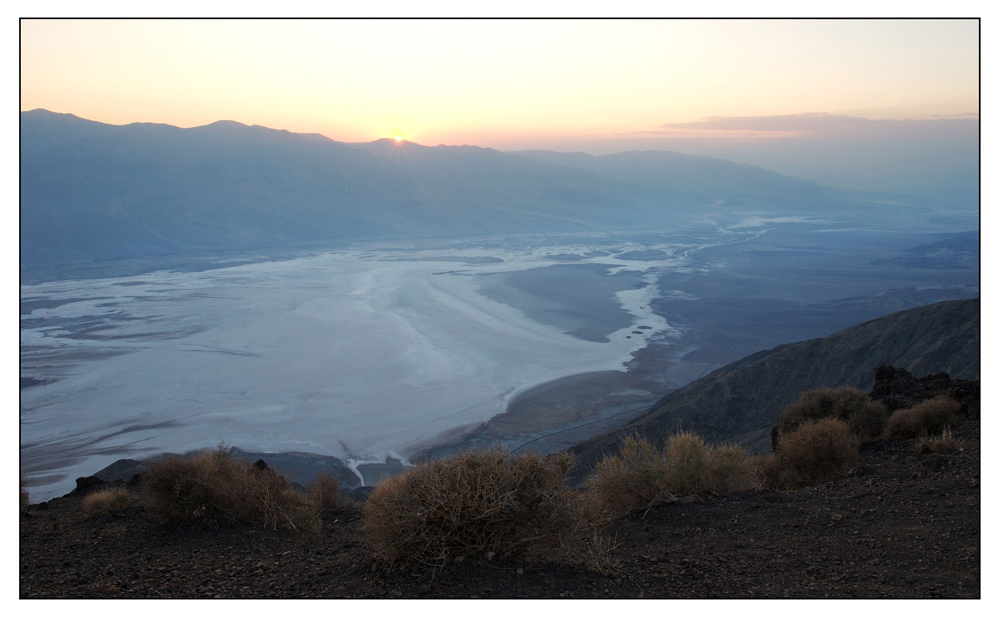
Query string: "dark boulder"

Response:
xmin=770 ymin=365 xmax=979 ymax=453
xmin=72 ymin=476 xmax=105 ymax=494
xmin=870 ymin=366 xmax=979 ymax=417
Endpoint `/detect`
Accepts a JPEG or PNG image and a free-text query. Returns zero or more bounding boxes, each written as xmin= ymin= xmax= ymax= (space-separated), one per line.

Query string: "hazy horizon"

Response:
xmin=20 ymin=106 xmax=980 ymax=198
xmin=20 ymin=19 xmax=979 ymax=195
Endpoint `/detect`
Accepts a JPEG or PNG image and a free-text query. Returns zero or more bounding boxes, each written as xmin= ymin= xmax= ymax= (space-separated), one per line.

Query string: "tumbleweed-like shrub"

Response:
xmin=763 ymin=417 xmax=860 ymax=489
xmin=887 ymin=395 xmax=960 ymax=440
xmin=82 ymin=486 xmax=133 ymax=518
xmin=778 ymin=387 xmax=887 ymax=442
xmin=140 ymin=446 xmax=318 ymax=531
xmin=914 ymin=427 xmax=960 ymax=455
xmin=362 ymin=447 xmax=586 ymax=569
xmin=311 ymin=472 xmax=340 ymax=510
xmin=703 ymin=443 xmax=759 ymax=494
xmin=662 ymin=431 xmax=709 ymax=495
xmin=588 ymin=431 xmax=758 ymax=518
xmin=587 ymin=434 xmax=667 ymax=518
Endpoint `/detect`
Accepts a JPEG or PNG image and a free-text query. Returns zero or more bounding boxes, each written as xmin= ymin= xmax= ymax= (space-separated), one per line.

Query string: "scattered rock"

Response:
xmin=920 ymin=454 xmax=951 ymax=471
xmin=20 ymin=420 xmax=980 ymax=599
xmin=870 ymin=366 xmax=979 ymax=415
xmin=71 ymin=476 xmax=105 ymax=494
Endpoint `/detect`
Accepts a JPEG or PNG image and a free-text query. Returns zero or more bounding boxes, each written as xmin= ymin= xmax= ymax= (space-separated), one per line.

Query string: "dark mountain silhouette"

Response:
xmin=567 ymin=298 xmax=979 ymax=479
xmin=21 ymin=109 xmax=851 ymax=268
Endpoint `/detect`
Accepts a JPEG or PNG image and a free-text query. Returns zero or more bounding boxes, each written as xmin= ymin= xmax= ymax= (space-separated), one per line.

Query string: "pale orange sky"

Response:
xmin=20 ymin=19 xmax=979 ymax=151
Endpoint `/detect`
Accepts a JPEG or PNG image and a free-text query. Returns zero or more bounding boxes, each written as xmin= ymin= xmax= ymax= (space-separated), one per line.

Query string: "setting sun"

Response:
xmin=394 ymin=135 xmax=402 ymax=142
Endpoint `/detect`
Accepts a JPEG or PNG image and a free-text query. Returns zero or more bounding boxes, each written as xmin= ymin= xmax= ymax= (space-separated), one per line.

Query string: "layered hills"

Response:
xmin=22 ymin=109 xmax=852 ymax=268
xmin=568 ymin=298 xmax=979 ymax=478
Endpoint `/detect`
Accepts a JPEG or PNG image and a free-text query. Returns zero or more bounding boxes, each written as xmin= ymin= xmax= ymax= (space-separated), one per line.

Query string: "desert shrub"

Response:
xmin=588 ymin=432 xmax=758 ymax=518
xmin=704 ymin=444 xmax=759 ymax=493
xmin=587 ymin=434 xmax=667 ymax=518
xmin=764 ymin=418 xmax=860 ymax=489
xmin=140 ymin=446 xmax=318 ymax=531
xmin=362 ymin=447 xmax=587 ymax=569
xmin=753 ymin=453 xmax=784 ymax=490
xmin=82 ymin=486 xmax=133 ymax=518
xmin=579 ymin=528 xmax=621 ymax=574
xmin=887 ymin=396 xmax=960 ymax=440
xmin=662 ymin=431 xmax=708 ymax=494
xmin=778 ymin=387 xmax=887 ymax=442
xmin=661 ymin=432 xmax=757 ymax=496
xmin=914 ymin=427 xmax=959 ymax=455
xmin=311 ymin=472 xmax=340 ymax=510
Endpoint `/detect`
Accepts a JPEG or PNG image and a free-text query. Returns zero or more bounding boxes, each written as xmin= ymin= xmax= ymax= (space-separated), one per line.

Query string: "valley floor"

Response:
xmin=20 ymin=418 xmax=980 ymax=599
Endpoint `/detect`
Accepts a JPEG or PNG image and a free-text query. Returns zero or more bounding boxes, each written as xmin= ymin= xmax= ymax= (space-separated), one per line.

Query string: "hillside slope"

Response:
xmin=568 ymin=298 xmax=979 ymax=477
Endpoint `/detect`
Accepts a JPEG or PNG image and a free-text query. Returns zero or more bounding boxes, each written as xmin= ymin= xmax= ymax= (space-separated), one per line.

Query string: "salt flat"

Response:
xmin=20 ymin=239 xmax=681 ymax=501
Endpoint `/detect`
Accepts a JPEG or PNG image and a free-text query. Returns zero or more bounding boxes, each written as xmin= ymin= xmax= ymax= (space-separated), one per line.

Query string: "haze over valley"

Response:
xmin=19 ymin=19 xmax=980 ymax=504
xmin=19 ymin=111 xmax=980 ymax=501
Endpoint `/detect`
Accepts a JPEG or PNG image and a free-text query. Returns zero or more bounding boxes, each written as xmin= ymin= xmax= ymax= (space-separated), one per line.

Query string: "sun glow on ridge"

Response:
xmin=394 ymin=135 xmax=403 ymax=142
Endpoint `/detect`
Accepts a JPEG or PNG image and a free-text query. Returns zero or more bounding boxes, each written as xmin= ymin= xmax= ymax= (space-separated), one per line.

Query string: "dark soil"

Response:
xmin=20 ymin=419 xmax=980 ymax=599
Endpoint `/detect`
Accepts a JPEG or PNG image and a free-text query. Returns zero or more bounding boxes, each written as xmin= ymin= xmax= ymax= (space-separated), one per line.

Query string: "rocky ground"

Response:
xmin=20 ymin=418 xmax=980 ymax=599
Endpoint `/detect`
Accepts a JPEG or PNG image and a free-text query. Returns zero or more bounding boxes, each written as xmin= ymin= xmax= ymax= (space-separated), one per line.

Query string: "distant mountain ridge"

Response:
xmin=21 ymin=109 xmax=851 ymax=268
xmin=567 ymin=298 xmax=980 ymax=479
xmin=508 ymin=149 xmax=834 ymax=202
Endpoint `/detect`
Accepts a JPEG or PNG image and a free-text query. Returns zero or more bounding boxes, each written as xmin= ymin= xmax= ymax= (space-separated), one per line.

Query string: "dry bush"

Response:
xmin=579 ymin=529 xmax=621 ymax=574
xmin=704 ymin=444 xmax=759 ymax=493
xmin=588 ymin=432 xmax=758 ymax=518
xmin=763 ymin=418 xmax=860 ymax=489
xmin=587 ymin=434 xmax=667 ymax=518
xmin=311 ymin=472 xmax=340 ymax=510
xmin=82 ymin=486 xmax=133 ymax=518
xmin=753 ymin=453 xmax=784 ymax=490
xmin=914 ymin=427 xmax=960 ymax=455
xmin=140 ymin=446 xmax=318 ymax=531
xmin=887 ymin=396 xmax=960 ymax=440
xmin=662 ymin=431 xmax=708 ymax=494
xmin=778 ymin=387 xmax=887 ymax=441
xmin=661 ymin=433 xmax=757 ymax=495
xmin=362 ymin=447 xmax=588 ymax=569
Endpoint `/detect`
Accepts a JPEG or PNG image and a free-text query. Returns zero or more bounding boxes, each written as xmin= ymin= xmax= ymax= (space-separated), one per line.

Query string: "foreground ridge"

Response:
xmin=20 ymin=416 xmax=979 ymax=598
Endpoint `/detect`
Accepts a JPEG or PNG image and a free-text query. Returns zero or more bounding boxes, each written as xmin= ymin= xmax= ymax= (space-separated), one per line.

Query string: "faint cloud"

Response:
xmin=656 ymin=113 xmax=874 ymax=133
xmin=630 ymin=112 xmax=979 ymax=141
xmin=930 ymin=112 xmax=980 ymax=119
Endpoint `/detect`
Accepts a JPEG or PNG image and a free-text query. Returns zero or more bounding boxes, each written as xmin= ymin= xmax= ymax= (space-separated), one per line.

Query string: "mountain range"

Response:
xmin=21 ymin=109 xmax=848 ymax=268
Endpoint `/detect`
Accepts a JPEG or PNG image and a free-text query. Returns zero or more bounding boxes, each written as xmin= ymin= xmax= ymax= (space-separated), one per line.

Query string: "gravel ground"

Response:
xmin=20 ymin=419 xmax=980 ymax=599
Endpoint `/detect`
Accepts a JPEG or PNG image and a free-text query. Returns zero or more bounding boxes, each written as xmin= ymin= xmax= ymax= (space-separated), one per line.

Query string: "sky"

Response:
xmin=18 ymin=17 xmax=981 ymax=194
